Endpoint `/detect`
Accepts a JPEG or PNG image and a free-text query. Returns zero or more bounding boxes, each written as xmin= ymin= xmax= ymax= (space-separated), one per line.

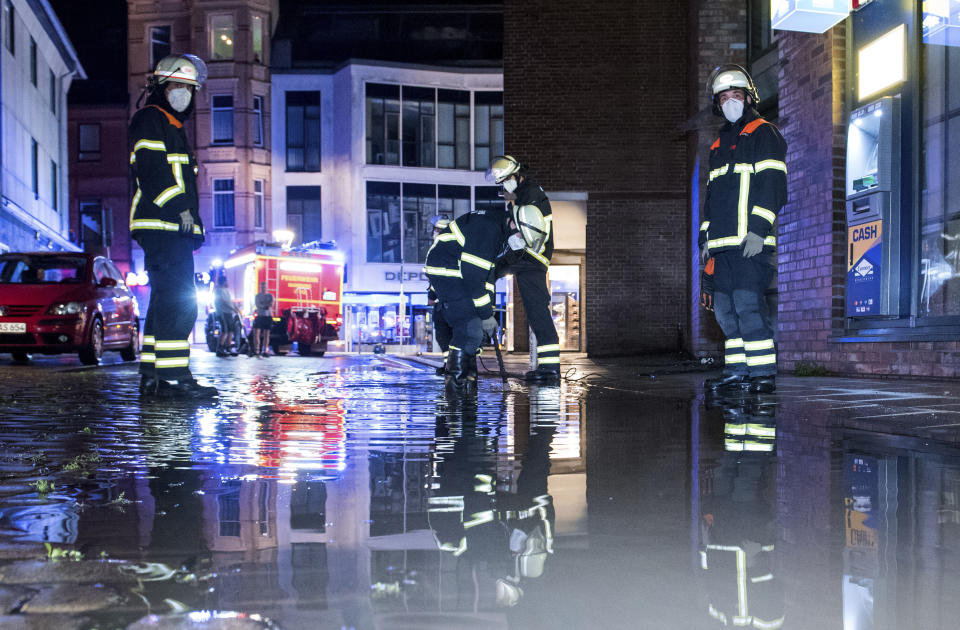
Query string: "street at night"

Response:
xmin=0 ymin=352 xmax=954 ymax=628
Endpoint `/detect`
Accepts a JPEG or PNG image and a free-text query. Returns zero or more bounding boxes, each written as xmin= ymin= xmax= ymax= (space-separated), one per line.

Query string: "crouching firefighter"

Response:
xmin=700 ymin=64 xmax=787 ymax=395
xmin=129 ymin=54 xmax=217 ymax=399
xmin=487 ymin=155 xmax=561 ymax=383
xmin=425 ymin=209 xmax=509 ymax=394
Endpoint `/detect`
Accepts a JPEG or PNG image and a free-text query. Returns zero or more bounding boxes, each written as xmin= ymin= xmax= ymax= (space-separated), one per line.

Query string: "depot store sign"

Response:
xmin=772 ymin=0 xmax=851 ymax=33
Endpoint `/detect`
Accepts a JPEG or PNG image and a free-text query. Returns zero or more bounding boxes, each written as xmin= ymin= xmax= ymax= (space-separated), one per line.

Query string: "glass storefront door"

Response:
xmin=548 ymin=264 xmax=581 ymax=351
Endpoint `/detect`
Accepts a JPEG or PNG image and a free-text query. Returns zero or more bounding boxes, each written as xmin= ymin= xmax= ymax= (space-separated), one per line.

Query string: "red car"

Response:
xmin=0 ymin=252 xmax=140 ymax=365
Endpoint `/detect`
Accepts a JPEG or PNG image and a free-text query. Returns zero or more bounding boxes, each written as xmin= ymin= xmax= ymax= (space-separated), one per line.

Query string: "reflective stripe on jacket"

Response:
xmin=129 ymin=104 xmax=204 ymax=245
xmin=700 ymin=112 xmax=787 ymax=254
xmin=424 ymin=210 xmax=508 ymax=320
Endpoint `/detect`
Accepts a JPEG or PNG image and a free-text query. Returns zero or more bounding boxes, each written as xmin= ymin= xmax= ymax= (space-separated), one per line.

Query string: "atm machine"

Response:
xmin=845 ymin=96 xmax=901 ymax=317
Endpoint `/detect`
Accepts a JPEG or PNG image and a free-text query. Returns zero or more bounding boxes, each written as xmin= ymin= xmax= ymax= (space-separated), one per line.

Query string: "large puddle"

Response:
xmin=0 ymin=355 xmax=956 ymax=628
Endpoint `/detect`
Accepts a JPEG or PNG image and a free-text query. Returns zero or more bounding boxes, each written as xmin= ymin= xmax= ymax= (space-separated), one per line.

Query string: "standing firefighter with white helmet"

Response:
xmin=129 ymin=54 xmax=217 ymax=399
xmin=699 ymin=64 xmax=787 ymax=394
xmin=487 ymin=156 xmax=561 ymax=383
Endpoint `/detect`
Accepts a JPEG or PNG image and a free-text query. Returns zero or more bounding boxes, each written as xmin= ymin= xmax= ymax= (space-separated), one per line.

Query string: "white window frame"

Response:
xmin=253 ymin=95 xmax=264 ymax=147
xmin=254 ymin=179 xmax=264 ymax=229
xmin=213 ymin=178 xmax=235 ymax=229
xmin=209 ymin=13 xmax=235 ymax=61
xmin=211 ymin=94 xmax=234 ymax=145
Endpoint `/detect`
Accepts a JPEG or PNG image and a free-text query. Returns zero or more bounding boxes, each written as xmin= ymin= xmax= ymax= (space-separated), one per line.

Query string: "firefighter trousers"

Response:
xmin=433 ymin=302 xmax=453 ymax=362
xmin=515 ymin=265 xmax=560 ymax=367
xmin=712 ymin=251 xmax=776 ymax=377
xmin=428 ymin=278 xmax=484 ymax=356
xmin=140 ymin=256 xmax=197 ymax=382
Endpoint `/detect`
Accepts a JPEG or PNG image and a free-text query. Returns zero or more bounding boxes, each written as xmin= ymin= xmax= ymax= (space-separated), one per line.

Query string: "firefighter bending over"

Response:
xmin=425 ymin=208 xmax=509 ymax=394
xmin=700 ymin=65 xmax=787 ymax=395
xmin=129 ymin=54 xmax=217 ymax=399
xmin=488 ymin=156 xmax=561 ymax=384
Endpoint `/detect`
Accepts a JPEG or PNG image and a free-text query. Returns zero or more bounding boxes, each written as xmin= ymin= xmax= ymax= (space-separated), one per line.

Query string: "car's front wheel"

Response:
xmin=78 ymin=318 xmax=104 ymax=366
xmin=120 ymin=321 xmax=140 ymax=362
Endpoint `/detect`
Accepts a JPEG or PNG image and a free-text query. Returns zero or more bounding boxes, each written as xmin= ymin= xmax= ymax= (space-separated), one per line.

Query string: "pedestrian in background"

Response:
xmin=129 ymin=53 xmax=217 ymax=399
xmin=252 ymin=282 xmax=274 ymax=357
xmin=214 ymin=275 xmax=241 ymax=357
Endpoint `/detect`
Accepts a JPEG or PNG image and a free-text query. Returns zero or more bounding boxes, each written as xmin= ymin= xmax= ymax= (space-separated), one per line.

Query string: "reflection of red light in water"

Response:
xmin=256 ymin=399 xmax=347 ymax=471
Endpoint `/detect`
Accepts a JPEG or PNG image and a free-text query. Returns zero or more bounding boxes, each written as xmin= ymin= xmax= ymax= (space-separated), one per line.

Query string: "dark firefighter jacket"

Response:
xmin=500 ymin=177 xmax=553 ymax=270
xmin=699 ymin=109 xmax=787 ymax=255
xmin=129 ymin=104 xmax=204 ymax=253
xmin=424 ymin=209 xmax=509 ymax=320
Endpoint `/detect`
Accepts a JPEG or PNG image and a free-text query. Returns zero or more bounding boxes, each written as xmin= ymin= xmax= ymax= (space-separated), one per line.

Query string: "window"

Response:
xmin=475 ymin=186 xmax=506 ymax=214
xmin=50 ymin=161 xmax=56 ymax=211
xmin=366 ymin=182 xmax=401 ymax=263
xmin=438 ymin=185 xmax=471 ymax=219
xmin=29 ymin=37 xmax=35 ymax=86
xmin=30 ymin=138 xmax=37 ymax=198
xmin=217 ymin=480 xmax=241 ymax=537
xmin=438 ymin=90 xmax=470 ymax=169
xmin=210 ymin=14 xmax=234 ymax=60
xmin=366 ymin=83 xmax=400 ymax=165
xmin=919 ymin=41 xmax=960 ymax=317
xmin=285 ymin=91 xmax=321 ymax=171
xmin=253 ymin=95 xmax=264 ymax=146
xmin=211 ymin=95 xmax=233 ymax=145
xmin=403 ymin=183 xmax=437 ymax=263
xmin=474 ymin=91 xmax=504 ymax=171
xmin=287 ymin=186 xmax=322 ymax=244
xmin=79 ymin=201 xmax=109 ymax=250
xmin=3 ymin=0 xmax=13 ymax=55
xmin=49 ymin=70 xmax=55 ymax=114
xmin=254 ymin=179 xmax=264 ymax=229
xmin=252 ymin=14 xmax=263 ymax=64
xmin=213 ymin=178 xmax=235 ymax=228
xmin=402 ymin=86 xmax=435 ymax=168
xmin=78 ymin=124 xmax=100 ymax=161
xmin=149 ymin=25 xmax=171 ymax=68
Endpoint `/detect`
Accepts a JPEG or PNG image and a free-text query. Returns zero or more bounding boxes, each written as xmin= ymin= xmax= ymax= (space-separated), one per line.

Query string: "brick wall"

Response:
xmin=503 ymin=0 xmax=692 ymax=356
xmin=775 ymin=24 xmax=960 ymax=378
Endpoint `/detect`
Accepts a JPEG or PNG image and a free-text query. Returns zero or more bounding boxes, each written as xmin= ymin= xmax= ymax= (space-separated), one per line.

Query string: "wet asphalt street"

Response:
xmin=0 ymin=350 xmax=957 ymax=629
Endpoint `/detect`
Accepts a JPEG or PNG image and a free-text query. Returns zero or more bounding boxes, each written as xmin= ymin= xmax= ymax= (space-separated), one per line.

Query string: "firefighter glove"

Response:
xmin=700 ymin=257 xmax=715 ymax=312
xmin=179 ymin=210 xmax=195 ymax=236
xmin=742 ymin=232 xmax=764 ymax=258
xmin=482 ymin=316 xmax=498 ymax=338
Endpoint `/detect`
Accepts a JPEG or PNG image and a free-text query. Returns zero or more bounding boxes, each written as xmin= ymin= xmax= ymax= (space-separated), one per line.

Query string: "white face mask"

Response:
xmin=167 ymin=86 xmax=192 ymax=113
xmin=721 ymin=98 xmax=744 ymax=123
xmin=502 ymin=178 xmax=518 ymax=194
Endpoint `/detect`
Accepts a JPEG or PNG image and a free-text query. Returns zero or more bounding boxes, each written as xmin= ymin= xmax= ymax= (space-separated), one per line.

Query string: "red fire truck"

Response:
xmin=212 ymin=241 xmax=344 ymax=356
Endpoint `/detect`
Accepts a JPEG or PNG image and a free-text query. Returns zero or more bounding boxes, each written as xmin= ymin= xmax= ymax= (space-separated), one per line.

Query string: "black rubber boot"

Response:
xmin=748 ymin=376 xmax=776 ymax=394
xmin=525 ymin=364 xmax=560 ymax=384
xmin=445 ymin=349 xmax=477 ymax=395
xmin=164 ymin=378 xmax=219 ymax=400
xmin=435 ymin=365 xmax=446 ymax=376
xmin=704 ymin=373 xmax=751 ymax=391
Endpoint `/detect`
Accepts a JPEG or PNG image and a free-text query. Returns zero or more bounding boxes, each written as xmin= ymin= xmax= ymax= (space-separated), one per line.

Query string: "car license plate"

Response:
xmin=0 ymin=322 xmax=26 ymax=333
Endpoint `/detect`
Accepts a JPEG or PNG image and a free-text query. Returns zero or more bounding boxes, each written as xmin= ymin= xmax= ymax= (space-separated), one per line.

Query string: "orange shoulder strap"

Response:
xmin=739 ymin=118 xmax=767 ymax=136
xmin=147 ymin=104 xmax=183 ymax=129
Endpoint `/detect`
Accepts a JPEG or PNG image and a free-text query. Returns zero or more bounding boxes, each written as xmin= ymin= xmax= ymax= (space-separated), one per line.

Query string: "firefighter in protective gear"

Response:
xmin=130 ymin=54 xmax=217 ymax=399
xmin=700 ymin=65 xmax=786 ymax=395
xmin=487 ymin=156 xmax=561 ymax=383
xmin=425 ymin=208 xmax=509 ymax=394
xmin=428 ymin=217 xmax=454 ymax=376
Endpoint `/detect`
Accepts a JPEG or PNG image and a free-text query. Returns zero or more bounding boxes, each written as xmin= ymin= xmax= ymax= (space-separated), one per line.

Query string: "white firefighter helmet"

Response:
xmin=512 ymin=204 xmax=549 ymax=253
xmin=708 ymin=64 xmax=758 ymax=114
xmin=431 ymin=215 xmax=451 ymax=231
xmin=153 ymin=54 xmax=207 ymax=87
xmin=486 ymin=155 xmax=521 ymax=184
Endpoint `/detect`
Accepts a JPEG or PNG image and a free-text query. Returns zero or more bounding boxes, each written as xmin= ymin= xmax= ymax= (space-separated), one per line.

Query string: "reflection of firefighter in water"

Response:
xmin=428 ymin=399 xmax=556 ymax=609
xmin=700 ymin=401 xmax=784 ymax=629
